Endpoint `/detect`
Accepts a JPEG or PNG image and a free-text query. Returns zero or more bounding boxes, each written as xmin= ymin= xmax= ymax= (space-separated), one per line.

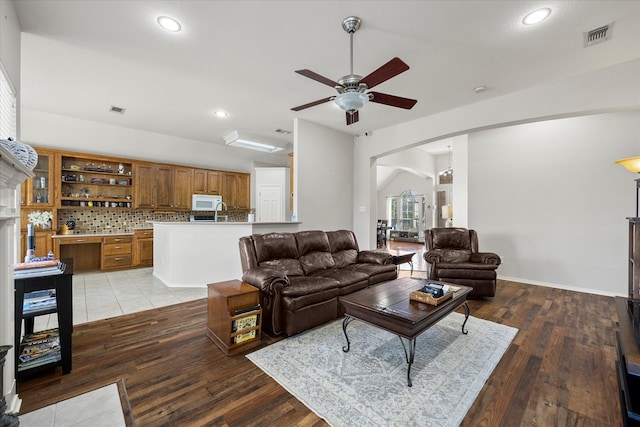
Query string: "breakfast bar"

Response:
xmin=152 ymin=221 xmax=300 ymax=287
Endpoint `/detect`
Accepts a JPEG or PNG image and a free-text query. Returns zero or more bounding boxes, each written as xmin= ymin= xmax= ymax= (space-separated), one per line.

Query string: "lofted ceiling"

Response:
xmin=12 ymin=1 xmax=640 ymax=153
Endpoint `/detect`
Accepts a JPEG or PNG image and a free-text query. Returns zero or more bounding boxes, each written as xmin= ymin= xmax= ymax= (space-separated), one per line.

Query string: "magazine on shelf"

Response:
xmin=23 ymin=295 xmax=57 ymax=314
xmin=234 ymin=330 xmax=256 ymax=344
xmin=232 ymin=314 xmax=257 ymax=332
xmin=18 ymin=329 xmax=61 ymax=370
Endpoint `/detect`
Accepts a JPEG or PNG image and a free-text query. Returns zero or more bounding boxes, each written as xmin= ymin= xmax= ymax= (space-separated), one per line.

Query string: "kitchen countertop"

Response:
xmin=150 ymin=221 xmax=301 ymax=225
xmin=51 ymin=229 xmax=151 ymax=238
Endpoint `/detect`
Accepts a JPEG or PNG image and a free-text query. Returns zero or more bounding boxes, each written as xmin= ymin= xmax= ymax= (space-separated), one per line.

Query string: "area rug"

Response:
xmin=247 ymin=312 xmax=518 ymax=427
xmin=19 ymin=379 xmax=135 ymax=427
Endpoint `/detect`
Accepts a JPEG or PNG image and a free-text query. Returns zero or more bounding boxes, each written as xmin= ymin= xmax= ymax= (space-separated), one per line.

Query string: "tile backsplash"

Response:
xmin=56 ymin=209 xmax=248 ymax=234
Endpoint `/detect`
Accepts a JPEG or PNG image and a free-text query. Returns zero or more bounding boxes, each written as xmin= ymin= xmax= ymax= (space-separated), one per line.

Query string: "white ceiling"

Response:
xmin=13 ymin=1 xmax=640 ymax=153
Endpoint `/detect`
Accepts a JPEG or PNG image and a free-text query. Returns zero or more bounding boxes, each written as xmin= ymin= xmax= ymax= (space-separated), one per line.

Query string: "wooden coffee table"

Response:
xmin=339 ymin=276 xmax=473 ymax=387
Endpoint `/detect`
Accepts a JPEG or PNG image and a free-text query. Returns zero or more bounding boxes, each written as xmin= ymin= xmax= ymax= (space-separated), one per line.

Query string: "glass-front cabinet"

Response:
xmin=22 ymin=148 xmax=55 ymax=207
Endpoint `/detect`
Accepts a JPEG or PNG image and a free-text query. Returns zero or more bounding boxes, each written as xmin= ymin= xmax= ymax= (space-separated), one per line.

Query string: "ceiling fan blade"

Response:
xmin=291 ymin=97 xmax=334 ymax=111
xmin=368 ymin=92 xmax=417 ymax=109
xmin=295 ymin=69 xmax=341 ymax=88
xmin=360 ymin=57 xmax=410 ymax=89
xmin=346 ymin=110 xmax=359 ymax=125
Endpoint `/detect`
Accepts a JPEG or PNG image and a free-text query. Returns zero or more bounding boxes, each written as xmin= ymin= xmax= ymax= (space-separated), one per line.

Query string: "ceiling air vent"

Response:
xmin=109 ymin=105 xmax=126 ymax=114
xmin=584 ymin=23 xmax=612 ymax=47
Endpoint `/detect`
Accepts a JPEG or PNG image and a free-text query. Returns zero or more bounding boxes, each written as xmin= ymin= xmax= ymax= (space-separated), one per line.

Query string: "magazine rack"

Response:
xmin=14 ymin=260 xmax=73 ymax=376
xmin=207 ymin=280 xmax=262 ymax=355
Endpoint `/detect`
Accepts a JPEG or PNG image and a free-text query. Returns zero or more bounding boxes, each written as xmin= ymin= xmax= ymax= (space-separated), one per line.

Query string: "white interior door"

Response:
xmin=258 ymin=185 xmax=283 ymax=221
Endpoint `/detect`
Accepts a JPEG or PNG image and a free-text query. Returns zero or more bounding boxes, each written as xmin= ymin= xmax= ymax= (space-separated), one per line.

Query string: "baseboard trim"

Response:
xmin=498 ymin=275 xmax=622 ymax=298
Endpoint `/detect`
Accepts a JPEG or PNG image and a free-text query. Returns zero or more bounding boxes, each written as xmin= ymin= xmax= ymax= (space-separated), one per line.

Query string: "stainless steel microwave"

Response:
xmin=191 ymin=194 xmax=222 ymax=211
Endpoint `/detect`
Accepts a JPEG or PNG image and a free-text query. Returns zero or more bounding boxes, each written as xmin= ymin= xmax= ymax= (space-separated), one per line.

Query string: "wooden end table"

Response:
xmin=339 ymin=276 xmax=472 ymax=387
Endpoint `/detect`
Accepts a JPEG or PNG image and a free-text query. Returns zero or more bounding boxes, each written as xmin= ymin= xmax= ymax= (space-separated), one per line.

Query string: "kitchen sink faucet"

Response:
xmin=214 ymin=201 xmax=228 ymax=222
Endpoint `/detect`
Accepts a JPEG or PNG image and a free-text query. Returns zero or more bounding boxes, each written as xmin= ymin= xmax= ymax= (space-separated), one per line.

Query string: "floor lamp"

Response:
xmin=615 ymin=156 xmax=640 ymax=217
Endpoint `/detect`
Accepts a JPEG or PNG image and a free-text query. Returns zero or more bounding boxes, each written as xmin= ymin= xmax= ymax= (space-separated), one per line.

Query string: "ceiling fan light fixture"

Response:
xmin=334 ymin=92 xmax=369 ymax=112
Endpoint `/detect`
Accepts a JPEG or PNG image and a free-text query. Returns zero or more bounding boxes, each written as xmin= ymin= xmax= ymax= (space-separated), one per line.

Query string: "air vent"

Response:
xmin=584 ymin=23 xmax=612 ymax=47
xmin=109 ymin=105 xmax=126 ymax=114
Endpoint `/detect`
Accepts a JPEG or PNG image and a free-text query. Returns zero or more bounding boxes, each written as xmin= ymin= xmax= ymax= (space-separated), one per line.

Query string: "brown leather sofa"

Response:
xmin=424 ymin=227 xmax=501 ymax=297
xmin=239 ymin=229 xmax=397 ymax=336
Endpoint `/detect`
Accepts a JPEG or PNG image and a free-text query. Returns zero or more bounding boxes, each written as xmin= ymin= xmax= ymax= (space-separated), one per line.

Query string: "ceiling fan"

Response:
xmin=291 ymin=16 xmax=417 ymax=126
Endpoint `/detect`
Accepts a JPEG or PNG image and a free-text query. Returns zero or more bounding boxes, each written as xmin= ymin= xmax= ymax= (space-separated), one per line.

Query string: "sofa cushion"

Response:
xmin=311 ymin=268 xmax=369 ymax=294
xmin=342 ymin=262 xmax=397 ymax=280
xmin=282 ymin=276 xmax=340 ymax=311
xmin=327 ymin=230 xmax=359 ymax=267
xmin=253 ymin=232 xmax=304 ymax=276
xmin=432 ymin=228 xmax=473 ymax=250
xmin=296 ymin=230 xmax=335 ymax=274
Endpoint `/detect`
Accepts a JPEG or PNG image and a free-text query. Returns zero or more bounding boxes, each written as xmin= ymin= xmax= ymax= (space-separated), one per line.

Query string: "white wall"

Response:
xmin=468 ymin=111 xmax=639 ymax=295
xmin=294 ymin=118 xmax=353 ymax=233
xmin=354 ymin=59 xmax=640 ymax=296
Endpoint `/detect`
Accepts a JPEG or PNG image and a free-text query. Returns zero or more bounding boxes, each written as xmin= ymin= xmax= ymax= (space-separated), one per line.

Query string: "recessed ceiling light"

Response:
xmin=157 ymin=16 xmax=182 ymax=32
xmin=522 ymin=8 xmax=551 ymax=25
xmin=473 ymin=85 xmax=487 ymax=93
xmin=213 ymin=110 xmax=228 ymax=118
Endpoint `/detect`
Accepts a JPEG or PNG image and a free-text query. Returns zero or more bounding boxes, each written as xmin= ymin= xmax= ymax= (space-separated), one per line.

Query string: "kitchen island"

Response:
xmin=152 ymin=221 xmax=300 ymax=287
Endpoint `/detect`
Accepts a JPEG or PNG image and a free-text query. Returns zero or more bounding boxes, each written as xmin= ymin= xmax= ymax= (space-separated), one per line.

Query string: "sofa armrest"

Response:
xmin=470 ymin=252 xmax=502 ymax=266
xmin=423 ymin=250 xmax=443 ymax=265
xmin=241 ymin=267 xmax=289 ymax=336
xmin=358 ymin=250 xmax=392 ymax=265
xmin=241 ymin=266 xmax=289 ymax=294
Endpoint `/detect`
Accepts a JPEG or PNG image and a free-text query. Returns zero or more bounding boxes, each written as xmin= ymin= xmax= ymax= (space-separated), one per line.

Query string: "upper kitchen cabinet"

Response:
xmin=193 ymin=169 xmax=220 ymax=195
xmin=222 ymin=172 xmax=250 ymax=210
xmin=134 ymin=163 xmax=191 ymax=210
xmin=172 ymin=167 xmax=192 ymax=210
xmin=22 ymin=148 xmax=55 ymax=207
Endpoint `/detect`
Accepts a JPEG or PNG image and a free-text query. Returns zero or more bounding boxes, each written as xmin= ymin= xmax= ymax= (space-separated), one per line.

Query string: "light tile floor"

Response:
xmin=19 ymin=383 xmax=125 ymax=427
xmin=32 ymin=267 xmax=208 ymax=331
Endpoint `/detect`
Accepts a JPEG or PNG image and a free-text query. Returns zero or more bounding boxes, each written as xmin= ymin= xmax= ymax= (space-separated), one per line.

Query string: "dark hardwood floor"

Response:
xmin=17 ymin=242 xmax=622 ymax=426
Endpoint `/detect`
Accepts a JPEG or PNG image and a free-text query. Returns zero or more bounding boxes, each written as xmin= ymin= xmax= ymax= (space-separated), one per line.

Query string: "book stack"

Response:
xmin=14 ymin=260 xmax=65 ymax=279
xmin=18 ymin=329 xmax=61 ymax=371
xmin=23 ymin=289 xmax=57 ymax=315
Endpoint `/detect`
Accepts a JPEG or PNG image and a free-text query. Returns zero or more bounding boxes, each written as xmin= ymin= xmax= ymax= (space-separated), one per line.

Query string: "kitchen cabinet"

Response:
xmin=22 ymin=148 xmax=55 ymax=207
xmin=101 ymin=236 xmax=133 ymax=270
xmin=134 ymin=163 xmax=191 ymax=210
xmin=172 ymin=167 xmax=192 ymax=209
xmin=59 ymin=154 xmax=133 ymax=209
xmin=134 ymin=229 xmax=154 ymax=267
xmin=222 ymin=172 xmax=250 ymax=210
xmin=55 ymin=235 xmax=102 ymax=271
xmin=134 ymin=163 xmax=156 ymax=209
xmin=193 ymin=169 xmax=221 ymax=195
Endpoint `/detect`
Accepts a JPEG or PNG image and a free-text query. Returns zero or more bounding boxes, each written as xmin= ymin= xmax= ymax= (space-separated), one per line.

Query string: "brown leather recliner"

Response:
xmin=423 ymin=227 xmax=501 ymax=297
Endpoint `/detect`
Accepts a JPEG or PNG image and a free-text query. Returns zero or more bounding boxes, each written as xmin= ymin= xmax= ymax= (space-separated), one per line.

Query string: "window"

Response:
xmin=0 ymin=62 xmax=17 ymax=140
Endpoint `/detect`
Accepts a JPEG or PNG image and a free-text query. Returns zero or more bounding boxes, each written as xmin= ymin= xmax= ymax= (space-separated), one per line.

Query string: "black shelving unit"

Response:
xmin=14 ymin=260 xmax=73 ymax=376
